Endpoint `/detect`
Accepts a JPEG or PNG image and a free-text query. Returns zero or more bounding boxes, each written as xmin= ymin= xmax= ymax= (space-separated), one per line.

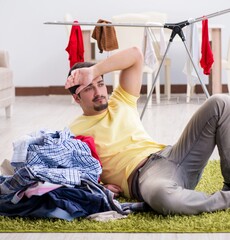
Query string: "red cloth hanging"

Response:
xmin=65 ymin=21 xmax=84 ymax=68
xmin=200 ymin=19 xmax=214 ymax=75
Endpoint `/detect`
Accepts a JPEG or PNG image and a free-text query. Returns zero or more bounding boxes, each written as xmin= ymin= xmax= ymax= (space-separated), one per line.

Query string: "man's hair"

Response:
xmin=67 ymin=62 xmax=96 ymax=95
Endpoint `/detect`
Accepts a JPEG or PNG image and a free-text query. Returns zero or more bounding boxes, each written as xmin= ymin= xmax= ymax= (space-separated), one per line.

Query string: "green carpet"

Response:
xmin=1 ymin=160 xmax=230 ymax=233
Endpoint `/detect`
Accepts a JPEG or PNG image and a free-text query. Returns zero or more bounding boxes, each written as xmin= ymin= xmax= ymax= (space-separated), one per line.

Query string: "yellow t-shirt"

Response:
xmin=69 ymin=85 xmax=165 ymax=197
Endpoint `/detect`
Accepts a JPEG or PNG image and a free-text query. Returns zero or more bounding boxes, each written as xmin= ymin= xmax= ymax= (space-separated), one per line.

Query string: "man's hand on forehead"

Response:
xmin=65 ymin=67 xmax=94 ymax=94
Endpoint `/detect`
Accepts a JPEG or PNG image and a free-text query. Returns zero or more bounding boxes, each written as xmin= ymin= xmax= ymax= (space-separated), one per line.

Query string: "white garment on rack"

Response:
xmin=142 ymin=27 xmax=158 ymax=71
xmin=142 ymin=22 xmax=166 ymax=71
xmin=183 ymin=21 xmax=201 ymax=86
xmin=148 ymin=22 xmax=166 ymax=57
xmin=158 ymin=26 xmax=166 ymax=57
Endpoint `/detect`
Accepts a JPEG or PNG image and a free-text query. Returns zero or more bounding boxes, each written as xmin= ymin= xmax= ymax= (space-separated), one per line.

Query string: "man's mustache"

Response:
xmin=93 ymin=95 xmax=106 ymax=102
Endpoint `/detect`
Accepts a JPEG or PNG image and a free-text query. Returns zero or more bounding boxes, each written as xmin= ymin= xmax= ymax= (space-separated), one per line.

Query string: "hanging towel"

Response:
xmin=183 ymin=22 xmax=201 ymax=86
xmin=142 ymin=22 xmax=166 ymax=71
xmin=92 ymin=19 xmax=119 ymax=53
xmin=143 ymin=27 xmax=158 ymax=71
xmin=142 ymin=27 xmax=158 ymax=71
xmin=156 ymin=23 xmax=166 ymax=57
xmin=65 ymin=20 xmax=84 ymax=68
xmin=200 ymin=19 xmax=214 ymax=75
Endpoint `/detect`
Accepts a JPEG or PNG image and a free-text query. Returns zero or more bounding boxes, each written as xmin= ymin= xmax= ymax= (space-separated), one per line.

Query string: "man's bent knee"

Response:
xmin=208 ymin=94 xmax=230 ymax=110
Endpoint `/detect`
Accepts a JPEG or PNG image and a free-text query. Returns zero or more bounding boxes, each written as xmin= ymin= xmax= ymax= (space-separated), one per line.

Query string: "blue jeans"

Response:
xmin=138 ymin=94 xmax=230 ymax=215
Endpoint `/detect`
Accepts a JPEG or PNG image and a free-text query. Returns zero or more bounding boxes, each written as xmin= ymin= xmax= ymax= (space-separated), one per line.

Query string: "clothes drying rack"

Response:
xmin=44 ymin=8 xmax=230 ymax=119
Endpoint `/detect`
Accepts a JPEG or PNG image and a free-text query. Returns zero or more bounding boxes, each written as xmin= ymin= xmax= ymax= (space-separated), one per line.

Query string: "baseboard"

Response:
xmin=15 ymin=84 xmax=229 ymax=96
xmin=15 ymin=86 xmax=69 ymax=96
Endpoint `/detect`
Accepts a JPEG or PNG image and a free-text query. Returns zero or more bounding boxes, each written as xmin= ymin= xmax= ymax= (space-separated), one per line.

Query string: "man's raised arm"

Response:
xmin=65 ymin=46 xmax=143 ymax=97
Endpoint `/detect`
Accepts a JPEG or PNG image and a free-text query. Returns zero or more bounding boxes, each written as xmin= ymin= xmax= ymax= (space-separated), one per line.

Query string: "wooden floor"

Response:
xmin=0 ymin=94 xmax=226 ymax=240
xmin=0 ymin=233 xmax=230 ymax=240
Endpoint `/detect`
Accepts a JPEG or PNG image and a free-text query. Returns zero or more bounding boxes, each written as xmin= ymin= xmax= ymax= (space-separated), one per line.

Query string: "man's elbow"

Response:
xmin=131 ymin=46 xmax=144 ymax=63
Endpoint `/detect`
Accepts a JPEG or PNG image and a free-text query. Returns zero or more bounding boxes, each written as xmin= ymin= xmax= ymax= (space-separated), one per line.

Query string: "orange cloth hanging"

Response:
xmin=199 ymin=19 xmax=214 ymax=75
xmin=65 ymin=21 xmax=84 ymax=68
xmin=92 ymin=19 xmax=119 ymax=53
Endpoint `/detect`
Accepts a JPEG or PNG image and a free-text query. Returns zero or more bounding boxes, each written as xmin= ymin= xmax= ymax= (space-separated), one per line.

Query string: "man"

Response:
xmin=65 ymin=46 xmax=230 ymax=215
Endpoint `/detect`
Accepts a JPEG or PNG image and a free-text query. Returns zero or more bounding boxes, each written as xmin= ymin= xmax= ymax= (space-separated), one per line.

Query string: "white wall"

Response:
xmin=0 ymin=0 xmax=229 ymax=88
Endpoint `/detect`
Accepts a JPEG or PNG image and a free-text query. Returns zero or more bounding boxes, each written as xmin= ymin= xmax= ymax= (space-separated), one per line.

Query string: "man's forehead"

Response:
xmin=92 ymin=78 xmax=104 ymax=84
xmin=84 ymin=78 xmax=104 ymax=89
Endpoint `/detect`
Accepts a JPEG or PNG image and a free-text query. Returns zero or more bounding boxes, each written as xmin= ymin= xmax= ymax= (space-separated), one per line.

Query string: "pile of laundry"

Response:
xmin=0 ymin=128 xmax=148 ymax=221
